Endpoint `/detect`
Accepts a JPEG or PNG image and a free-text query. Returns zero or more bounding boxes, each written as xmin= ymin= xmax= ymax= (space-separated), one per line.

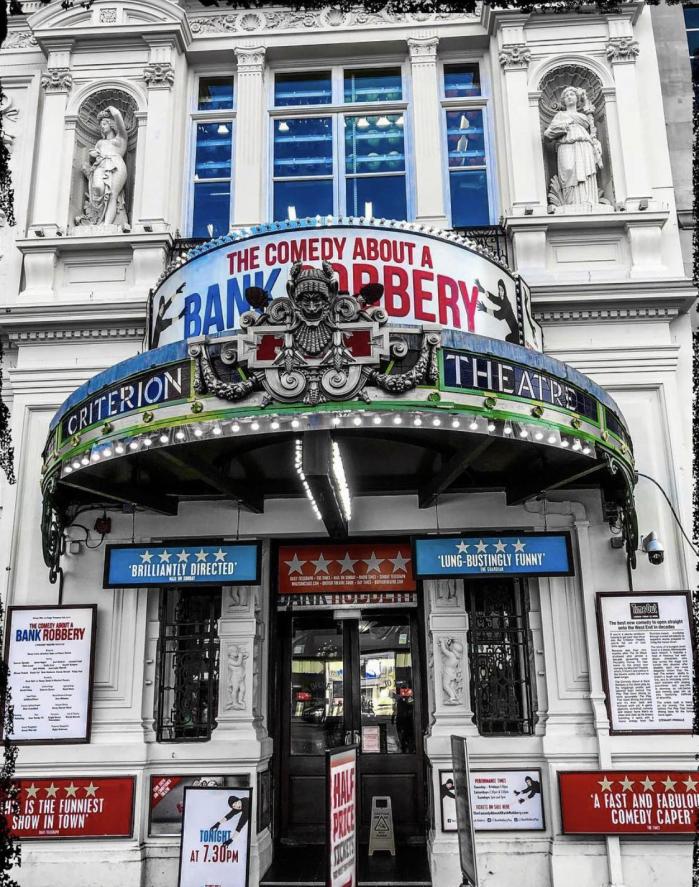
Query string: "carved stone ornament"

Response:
xmin=498 ymin=44 xmax=531 ymax=70
xmin=41 ymin=67 xmax=73 ymax=92
xmin=605 ymin=37 xmax=640 ymax=63
xmin=143 ymin=62 xmax=175 ymax=87
xmin=1 ymin=30 xmax=38 ymax=51
xmin=407 ymin=36 xmax=439 ymax=64
xmin=225 ymin=645 xmax=249 ymax=711
xmin=438 ymin=636 xmax=464 ymax=705
xmin=234 ymin=46 xmax=266 ymax=73
xmin=98 ymin=7 xmax=117 ymax=23
xmin=188 ymin=261 xmax=440 ymax=407
xmin=0 ymin=94 xmax=19 ymax=153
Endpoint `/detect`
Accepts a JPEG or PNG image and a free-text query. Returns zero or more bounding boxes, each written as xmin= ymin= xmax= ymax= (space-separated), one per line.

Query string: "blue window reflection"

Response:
xmin=444 ymin=64 xmax=481 ymax=98
xmin=344 ymin=114 xmax=405 ymax=175
xmin=273 ymin=180 xmax=334 ymax=221
xmin=275 ymin=72 xmax=332 ymax=106
xmin=344 ymin=68 xmax=402 ymax=103
xmin=446 ymin=110 xmax=485 ymax=168
xmin=197 ymin=78 xmax=234 ymax=111
xmin=192 ymin=182 xmax=231 ymax=237
xmin=449 ymin=170 xmax=489 ymax=227
xmin=274 ymin=117 xmax=333 ymax=177
xmin=345 ymin=175 xmax=407 ymax=220
xmin=195 ymin=123 xmax=232 ymax=179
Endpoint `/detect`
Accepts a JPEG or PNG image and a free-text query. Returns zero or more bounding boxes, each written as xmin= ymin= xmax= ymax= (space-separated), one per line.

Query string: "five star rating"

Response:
xmin=285 ymin=550 xmax=410 ymax=576
xmin=414 ymin=533 xmax=572 ymax=577
xmin=121 ymin=546 xmax=241 ymax=581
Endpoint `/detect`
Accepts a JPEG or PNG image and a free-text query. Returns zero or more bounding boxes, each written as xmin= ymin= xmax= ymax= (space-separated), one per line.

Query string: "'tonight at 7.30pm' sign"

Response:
xmin=104 ymin=542 xmax=261 ymax=587
xmin=413 ymin=533 xmax=573 ymax=578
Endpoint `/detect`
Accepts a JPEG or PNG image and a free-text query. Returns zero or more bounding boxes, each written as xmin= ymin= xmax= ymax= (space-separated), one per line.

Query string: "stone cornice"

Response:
xmin=7 ymin=326 xmax=145 ymax=345
xmin=530 ymin=279 xmax=696 ymax=322
xmin=0 ymin=301 xmax=147 ymax=342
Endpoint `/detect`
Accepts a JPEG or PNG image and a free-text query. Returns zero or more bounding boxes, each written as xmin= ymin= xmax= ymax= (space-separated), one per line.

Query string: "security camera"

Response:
xmin=641 ymin=532 xmax=664 ymax=566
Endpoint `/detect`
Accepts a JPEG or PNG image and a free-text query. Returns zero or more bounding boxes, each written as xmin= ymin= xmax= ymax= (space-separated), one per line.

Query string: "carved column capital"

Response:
xmin=40 ymin=68 xmax=73 ymax=93
xmin=234 ymin=45 xmax=266 ymax=75
xmin=605 ymin=37 xmax=640 ymax=63
xmin=498 ymin=43 xmax=531 ymax=71
xmin=407 ymin=35 xmax=439 ymax=66
xmin=143 ymin=62 xmax=175 ymax=88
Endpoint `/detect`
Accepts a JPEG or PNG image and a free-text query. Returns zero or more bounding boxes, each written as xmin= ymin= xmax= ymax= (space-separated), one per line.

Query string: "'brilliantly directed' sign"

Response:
xmin=327 ymin=745 xmax=357 ymax=887
xmin=104 ymin=541 xmax=261 ymax=587
xmin=414 ymin=533 xmax=573 ymax=578
xmin=278 ymin=543 xmax=415 ymax=594
xmin=597 ymin=592 xmax=694 ymax=733
xmin=8 ymin=776 xmax=135 ymax=839
xmin=559 ymin=771 xmax=699 ymax=835
xmin=4 ymin=606 xmax=95 ymax=744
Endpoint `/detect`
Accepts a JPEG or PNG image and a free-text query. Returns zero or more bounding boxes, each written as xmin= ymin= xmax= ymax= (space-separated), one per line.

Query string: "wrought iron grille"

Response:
xmin=156 ymin=588 xmax=221 ymax=742
xmin=453 ymin=225 xmax=511 ymax=267
xmin=165 ymin=237 xmax=207 ymax=276
xmin=466 ymin=579 xmax=534 ymax=735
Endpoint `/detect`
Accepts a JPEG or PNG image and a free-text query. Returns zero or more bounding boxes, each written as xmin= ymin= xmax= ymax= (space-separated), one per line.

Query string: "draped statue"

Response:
xmin=76 ymin=105 xmax=130 ymax=230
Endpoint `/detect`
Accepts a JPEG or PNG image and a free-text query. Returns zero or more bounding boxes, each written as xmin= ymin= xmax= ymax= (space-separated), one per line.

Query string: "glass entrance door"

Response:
xmin=279 ymin=611 xmax=425 ymax=845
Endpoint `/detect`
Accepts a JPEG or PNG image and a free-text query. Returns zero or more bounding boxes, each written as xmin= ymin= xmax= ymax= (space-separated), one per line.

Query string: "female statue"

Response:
xmin=78 ymin=105 xmax=129 ymax=229
xmin=543 ymin=86 xmax=603 ymax=207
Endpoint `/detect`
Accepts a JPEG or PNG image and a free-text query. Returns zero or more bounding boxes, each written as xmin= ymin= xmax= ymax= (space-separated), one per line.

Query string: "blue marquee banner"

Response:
xmin=104 ymin=541 xmax=261 ymax=587
xmin=413 ymin=533 xmax=573 ymax=578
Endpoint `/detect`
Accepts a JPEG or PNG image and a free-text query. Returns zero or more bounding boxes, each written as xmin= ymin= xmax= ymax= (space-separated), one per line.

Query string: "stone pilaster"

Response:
xmin=215 ymin=585 xmax=259 ymax=740
xmin=233 ymin=45 xmax=267 ymax=228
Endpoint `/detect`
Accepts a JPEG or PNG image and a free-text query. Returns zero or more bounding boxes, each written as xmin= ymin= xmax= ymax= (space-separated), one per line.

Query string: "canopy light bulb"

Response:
xmin=469 ymin=419 xmax=478 ymax=430
xmin=129 ymin=441 xmax=138 ymax=451
xmin=583 ymin=444 xmax=591 ymax=455
xmin=251 ymin=421 xmax=260 ymax=431
xmin=143 ymin=437 xmax=153 ymax=446
xmin=519 ymin=429 xmax=529 ymax=438
xmin=432 ymin=417 xmax=441 ymax=427
xmin=271 ymin=420 xmax=280 ymax=430
xmin=372 ymin=416 xmax=382 ymax=425
xmin=175 ymin=430 xmax=185 ymax=440
xmin=332 ymin=416 xmax=341 ymax=426
xmin=91 ymin=452 xmax=100 ymax=460
xmin=451 ymin=418 xmax=460 ymax=428
xmin=159 ymin=434 xmax=169 ymax=444
xmin=534 ymin=431 xmax=544 ymax=441
xmin=193 ymin=427 xmax=203 ymax=438
xmin=103 ymin=448 xmax=112 ymax=458
xmin=115 ymin=444 xmax=125 ymax=454
xmin=547 ymin=434 xmax=556 ymax=444
xmin=64 ymin=465 xmax=73 ymax=474
xmin=393 ymin=415 xmax=402 ymax=425
xmin=213 ymin=426 xmax=222 ymax=435
xmin=291 ymin=419 xmax=300 ymax=429
xmin=504 ymin=424 xmax=513 ymax=435
xmin=352 ymin=416 xmax=362 ymax=426
xmin=487 ymin=422 xmax=496 ymax=432
xmin=561 ymin=439 xmax=569 ymax=448
xmin=72 ymin=460 xmax=81 ymax=470
xmin=231 ymin=423 xmax=240 ymax=433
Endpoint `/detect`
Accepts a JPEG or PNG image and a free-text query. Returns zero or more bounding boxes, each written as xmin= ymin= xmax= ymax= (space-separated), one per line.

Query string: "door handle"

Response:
xmin=345 ymin=731 xmax=352 ymax=745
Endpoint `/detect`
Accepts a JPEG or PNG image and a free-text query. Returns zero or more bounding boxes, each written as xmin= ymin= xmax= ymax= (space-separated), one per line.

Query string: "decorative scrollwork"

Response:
xmin=41 ymin=474 xmax=65 ymax=584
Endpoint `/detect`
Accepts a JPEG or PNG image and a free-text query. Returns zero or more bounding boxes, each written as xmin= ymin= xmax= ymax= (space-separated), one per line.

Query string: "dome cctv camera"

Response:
xmin=641 ymin=532 xmax=664 ymax=566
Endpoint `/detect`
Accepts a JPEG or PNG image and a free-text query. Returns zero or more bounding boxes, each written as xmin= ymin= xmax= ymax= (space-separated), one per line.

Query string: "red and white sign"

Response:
xmin=559 ymin=771 xmax=699 ymax=835
xmin=279 ymin=543 xmax=415 ymax=595
xmin=327 ymin=746 xmax=357 ymax=887
xmin=8 ymin=776 xmax=135 ymax=839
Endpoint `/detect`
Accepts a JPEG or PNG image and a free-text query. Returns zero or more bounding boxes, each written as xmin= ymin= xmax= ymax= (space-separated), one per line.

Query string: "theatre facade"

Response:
xmin=0 ymin=3 xmax=695 ymax=887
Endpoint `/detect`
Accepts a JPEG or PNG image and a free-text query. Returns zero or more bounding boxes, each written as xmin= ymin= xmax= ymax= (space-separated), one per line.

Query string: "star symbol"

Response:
xmin=83 ymin=783 xmax=98 ymax=797
xmin=363 ymin=552 xmax=384 ymax=573
xmin=661 ymin=776 xmax=677 ymax=792
xmin=598 ymin=776 xmax=613 ymax=793
xmin=176 ymin=550 xmax=190 ymax=563
xmin=139 ymin=550 xmax=153 ymax=563
xmin=312 ymin=553 xmax=331 ymax=574
xmin=158 ymin=550 xmax=171 ymax=563
xmin=389 ymin=552 xmax=410 ymax=573
xmin=64 ymin=783 xmax=79 ymax=798
xmin=475 ymin=539 xmax=488 ymax=554
xmin=25 ymin=784 xmax=39 ymax=799
xmin=285 ymin=554 xmax=306 ymax=575
xmin=456 ymin=541 xmax=470 ymax=554
xmin=512 ymin=539 xmax=526 ymax=552
xmin=337 ymin=553 xmax=358 ymax=574
xmin=195 ymin=549 xmax=208 ymax=562
xmin=683 ymin=776 xmax=698 ymax=792
xmin=214 ymin=548 xmax=227 ymax=562
xmin=44 ymin=783 xmax=59 ymax=798
xmin=619 ymin=776 xmax=634 ymax=792
xmin=494 ymin=539 xmax=507 ymax=553
xmin=640 ymin=776 xmax=656 ymax=792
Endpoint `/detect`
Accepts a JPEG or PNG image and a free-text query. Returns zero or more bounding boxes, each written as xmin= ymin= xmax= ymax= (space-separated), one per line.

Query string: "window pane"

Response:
xmin=192 ymin=182 xmax=230 ymax=237
xmin=449 ymin=170 xmax=489 ymax=227
xmin=275 ymin=71 xmax=332 ymax=106
xmin=684 ymin=7 xmax=699 ymax=30
xmin=687 ymin=29 xmax=699 ymax=55
xmin=344 ymin=114 xmax=405 ymax=175
xmin=444 ymin=63 xmax=481 ymax=98
xmin=345 ymin=174 xmax=407 ymax=220
xmin=198 ymin=77 xmax=234 ymax=111
xmin=446 ymin=109 xmax=486 ymax=168
xmin=274 ymin=179 xmax=334 ymax=221
xmin=274 ymin=117 xmax=333 ymax=177
xmin=344 ymin=67 xmax=402 ymax=103
xmin=194 ymin=122 xmax=232 ymax=179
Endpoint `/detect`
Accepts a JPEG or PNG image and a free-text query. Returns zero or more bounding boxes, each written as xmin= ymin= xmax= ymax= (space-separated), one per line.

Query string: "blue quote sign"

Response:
xmin=414 ymin=533 xmax=573 ymax=578
xmin=104 ymin=541 xmax=260 ymax=588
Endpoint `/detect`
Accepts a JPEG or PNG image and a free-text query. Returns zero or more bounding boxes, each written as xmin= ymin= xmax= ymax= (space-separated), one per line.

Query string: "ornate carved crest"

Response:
xmin=189 ymin=261 xmax=440 ymax=406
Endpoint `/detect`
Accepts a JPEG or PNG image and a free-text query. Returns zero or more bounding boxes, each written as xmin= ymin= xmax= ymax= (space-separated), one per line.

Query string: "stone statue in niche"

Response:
xmin=438 ymin=636 xmax=464 ymax=705
xmin=225 ymin=645 xmax=248 ymax=710
xmin=543 ymin=86 xmax=603 ymax=208
xmin=76 ymin=105 xmax=130 ymax=230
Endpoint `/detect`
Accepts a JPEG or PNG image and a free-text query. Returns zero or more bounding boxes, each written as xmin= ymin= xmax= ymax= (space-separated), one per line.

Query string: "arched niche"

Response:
xmin=538 ymin=65 xmax=614 ymax=212
xmin=69 ymin=88 xmax=138 ymax=233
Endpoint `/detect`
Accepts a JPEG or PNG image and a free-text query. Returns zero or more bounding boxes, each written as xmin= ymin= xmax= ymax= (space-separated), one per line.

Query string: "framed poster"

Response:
xmin=597 ymin=592 xmax=694 ymax=733
xmin=327 ymin=745 xmax=357 ymax=887
xmin=149 ymin=775 xmax=249 ymax=836
xmin=178 ymin=786 xmax=253 ymax=887
xmin=4 ymin=605 xmax=96 ymax=744
xmin=439 ymin=770 xmax=458 ymax=832
xmin=10 ymin=776 xmax=135 ymax=839
xmin=559 ymin=771 xmax=699 ymax=835
xmin=440 ymin=769 xmax=544 ymax=832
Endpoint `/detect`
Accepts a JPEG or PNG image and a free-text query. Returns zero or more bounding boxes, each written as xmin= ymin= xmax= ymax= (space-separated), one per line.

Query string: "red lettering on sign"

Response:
xmin=383 ymin=266 xmax=410 ymax=317
xmin=459 ymin=281 xmax=479 ymax=332
xmin=413 ymin=270 xmax=436 ymax=323
xmin=352 ymin=263 xmax=379 ymax=295
xmin=437 ymin=274 xmax=460 ymax=328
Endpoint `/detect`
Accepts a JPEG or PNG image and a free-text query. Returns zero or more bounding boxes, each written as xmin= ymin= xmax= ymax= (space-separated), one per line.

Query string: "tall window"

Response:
xmin=272 ymin=66 xmax=409 ymax=221
xmin=442 ymin=62 xmax=492 ymax=227
xmin=684 ymin=6 xmax=699 ymax=102
xmin=190 ymin=77 xmax=235 ymax=238
xmin=466 ymin=579 xmax=534 ymax=735
xmin=155 ymin=587 xmax=221 ymax=742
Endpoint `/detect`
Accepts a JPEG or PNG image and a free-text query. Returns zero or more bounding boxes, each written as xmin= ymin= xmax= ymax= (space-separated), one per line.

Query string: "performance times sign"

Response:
xmin=327 ymin=746 xmax=357 ymax=887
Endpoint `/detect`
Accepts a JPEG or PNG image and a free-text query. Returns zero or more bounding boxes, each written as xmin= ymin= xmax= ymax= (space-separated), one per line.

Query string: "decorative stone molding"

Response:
xmin=41 ymin=67 xmax=73 ymax=92
xmin=234 ymin=45 xmax=266 ymax=75
xmin=0 ymin=30 xmax=38 ymax=51
xmin=499 ymin=43 xmax=531 ymax=70
xmin=98 ymin=7 xmax=117 ymax=23
xmin=0 ymin=94 xmax=19 ymax=153
xmin=534 ymin=307 xmax=680 ymax=323
xmin=605 ymin=37 xmax=640 ymax=63
xmin=143 ymin=62 xmax=175 ymax=88
xmin=407 ymin=35 xmax=439 ymax=66
xmin=7 ymin=326 xmax=146 ymax=345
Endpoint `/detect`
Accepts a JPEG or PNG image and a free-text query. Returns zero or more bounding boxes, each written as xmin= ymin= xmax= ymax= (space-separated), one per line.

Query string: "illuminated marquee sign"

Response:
xmin=150 ymin=221 xmax=541 ymax=350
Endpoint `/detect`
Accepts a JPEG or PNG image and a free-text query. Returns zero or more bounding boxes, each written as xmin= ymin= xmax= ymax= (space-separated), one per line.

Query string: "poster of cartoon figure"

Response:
xmin=178 ymin=787 xmax=253 ymax=887
xmin=149 ymin=775 xmax=249 ymax=836
xmin=440 ymin=769 xmax=544 ymax=832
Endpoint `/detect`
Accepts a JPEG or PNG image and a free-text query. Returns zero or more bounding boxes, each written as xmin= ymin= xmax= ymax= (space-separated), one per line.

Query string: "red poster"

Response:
xmin=9 ymin=776 xmax=135 ymax=839
xmin=559 ymin=771 xmax=699 ymax=835
xmin=278 ymin=543 xmax=415 ymax=594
